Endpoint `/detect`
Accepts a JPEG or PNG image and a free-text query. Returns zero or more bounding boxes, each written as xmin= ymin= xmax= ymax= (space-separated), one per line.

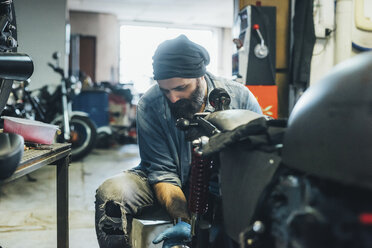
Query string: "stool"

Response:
xmin=130 ymin=218 xmax=173 ymax=248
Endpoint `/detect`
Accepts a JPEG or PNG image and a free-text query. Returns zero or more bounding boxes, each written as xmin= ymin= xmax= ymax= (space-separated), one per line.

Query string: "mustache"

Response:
xmin=168 ymin=98 xmax=198 ymax=120
xmin=167 ymin=79 xmax=206 ymax=120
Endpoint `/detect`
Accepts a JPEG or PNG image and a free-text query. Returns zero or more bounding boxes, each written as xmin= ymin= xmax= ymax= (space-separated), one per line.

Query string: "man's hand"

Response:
xmin=152 ymin=221 xmax=191 ymax=248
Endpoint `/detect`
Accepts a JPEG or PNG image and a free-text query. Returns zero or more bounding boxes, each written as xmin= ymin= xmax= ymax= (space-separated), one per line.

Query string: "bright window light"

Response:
xmin=120 ymin=25 xmax=218 ymax=93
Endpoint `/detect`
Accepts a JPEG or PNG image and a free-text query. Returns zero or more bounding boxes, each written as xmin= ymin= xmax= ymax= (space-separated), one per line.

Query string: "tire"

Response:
xmin=69 ymin=115 xmax=97 ymax=161
xmin=56 ymin=115 xmax=97 ymax=161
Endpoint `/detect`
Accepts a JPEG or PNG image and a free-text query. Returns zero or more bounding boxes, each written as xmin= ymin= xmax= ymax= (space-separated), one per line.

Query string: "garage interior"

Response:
xmin=0 ymin=0 xmax=372 ymax=247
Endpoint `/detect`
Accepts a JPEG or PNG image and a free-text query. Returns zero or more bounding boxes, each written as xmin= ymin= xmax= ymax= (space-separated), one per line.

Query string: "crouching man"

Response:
xmin=95 ymin=35 xmax=262 ymax=248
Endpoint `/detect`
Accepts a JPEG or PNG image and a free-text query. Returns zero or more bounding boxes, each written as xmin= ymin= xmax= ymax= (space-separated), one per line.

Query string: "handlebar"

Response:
xmin=47 ymin=62 xmax=64 ymax=78
xmin=175 ymin=88 xmax=230 ymax=140
xmin=176 ymin=115 xmax=220 ymax=141
xmin=0 ymin=53 xmax=33 ymax=80
xmin=47 ymin=62 xmax=54 ymax=68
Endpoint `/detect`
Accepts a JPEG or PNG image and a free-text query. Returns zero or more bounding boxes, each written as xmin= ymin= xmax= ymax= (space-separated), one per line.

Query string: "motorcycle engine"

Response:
xmin=263 ymin=172 xmax=372 ymax=248
xmin=267 ymin=52 xmax=372 ymax=248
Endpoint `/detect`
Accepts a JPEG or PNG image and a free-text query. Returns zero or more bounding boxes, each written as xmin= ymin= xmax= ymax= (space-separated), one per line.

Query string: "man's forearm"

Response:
xmin=153 ymin=182 xmax=190 ymax=221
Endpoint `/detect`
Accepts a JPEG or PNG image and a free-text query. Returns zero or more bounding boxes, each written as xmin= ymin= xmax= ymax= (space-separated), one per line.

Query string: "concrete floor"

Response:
xmin=0 ymin=144 xmax=140 ymax=248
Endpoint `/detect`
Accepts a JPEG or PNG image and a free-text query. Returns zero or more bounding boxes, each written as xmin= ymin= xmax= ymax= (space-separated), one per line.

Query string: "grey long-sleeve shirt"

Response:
xmin=136 ymin=73 xmax=262 ymax=187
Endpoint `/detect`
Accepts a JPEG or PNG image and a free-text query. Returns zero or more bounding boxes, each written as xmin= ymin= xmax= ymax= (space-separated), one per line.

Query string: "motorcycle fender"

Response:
xmin=97 ymin=126 xmax=112 ymax=135
xmin=70 ymin=111 xmax=89 ymax=117
xmin=50 ymin=115 xmax=64 ymax=125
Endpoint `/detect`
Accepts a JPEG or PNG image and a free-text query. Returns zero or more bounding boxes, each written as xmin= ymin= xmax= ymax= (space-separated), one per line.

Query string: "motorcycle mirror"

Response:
xmin=52 ymin=52 xmax=61 ymax=60
xmin=209 ymin=88 xmax=231 ymax=111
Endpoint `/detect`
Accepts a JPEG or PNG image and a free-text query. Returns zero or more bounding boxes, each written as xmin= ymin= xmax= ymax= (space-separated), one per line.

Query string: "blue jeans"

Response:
xmin=95 ymin=169 xmax=171 ymax=248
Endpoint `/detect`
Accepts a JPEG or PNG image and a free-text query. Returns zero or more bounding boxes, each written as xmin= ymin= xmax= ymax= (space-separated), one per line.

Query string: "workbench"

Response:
xmin=2 ymin=143 xmax=71 ymax=248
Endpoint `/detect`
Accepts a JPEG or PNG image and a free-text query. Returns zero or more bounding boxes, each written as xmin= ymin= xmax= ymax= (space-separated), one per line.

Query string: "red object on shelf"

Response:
xmin=3 ymin=116 xmax=59 ymax=144
xmin=359 ymin=213 xmax=372 ymax=225
xmin=246 ymin=85 xmax=278 ymax=119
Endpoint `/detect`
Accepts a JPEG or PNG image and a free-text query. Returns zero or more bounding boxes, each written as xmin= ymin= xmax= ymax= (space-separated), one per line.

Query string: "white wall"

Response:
xmin=69 ymin=11 xmax=120 ymax=82
xmin=216 ymin=27 xmax=233 ymax=79
xmin=310 ymin=34 xmax=336 ymax=85
xmin=310 ymin=0 xmax=372 ymax=86
xmin=14 ymin=0 xmax=68 ymax=90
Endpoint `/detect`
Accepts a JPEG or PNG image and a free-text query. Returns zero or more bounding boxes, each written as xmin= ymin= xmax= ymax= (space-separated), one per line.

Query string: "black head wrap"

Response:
xmin=152 ymin=35 xmax=210 ymax=80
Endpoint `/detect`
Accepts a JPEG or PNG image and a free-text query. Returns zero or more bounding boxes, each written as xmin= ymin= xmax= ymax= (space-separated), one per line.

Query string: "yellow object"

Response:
xmin=355 ymin=0 xmax=372 ymax=31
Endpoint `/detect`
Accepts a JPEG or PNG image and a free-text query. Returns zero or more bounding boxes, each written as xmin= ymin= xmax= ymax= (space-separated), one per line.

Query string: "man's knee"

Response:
xmin=96 ymin=174 xmax=130 ymax=202
xmin=95 ymin=174 xmax=132 ymax=223
xmin=95 ymin=187 xmax=129 ymax=247
xmin=95 ymin=172 xmax=146 ymax=248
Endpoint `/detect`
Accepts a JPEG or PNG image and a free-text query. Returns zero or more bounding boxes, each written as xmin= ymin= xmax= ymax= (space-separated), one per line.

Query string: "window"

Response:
xmin=120 ymin=25 xmax=217 ymax=93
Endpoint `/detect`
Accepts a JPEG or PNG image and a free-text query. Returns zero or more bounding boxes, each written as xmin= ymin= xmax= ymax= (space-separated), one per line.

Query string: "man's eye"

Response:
xmin=175 ymin=85 xmax=187 ymax=91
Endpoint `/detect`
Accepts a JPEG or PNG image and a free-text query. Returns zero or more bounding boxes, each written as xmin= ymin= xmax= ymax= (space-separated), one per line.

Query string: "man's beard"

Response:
xmin=168 ymin=80 xmax=206 ymax=120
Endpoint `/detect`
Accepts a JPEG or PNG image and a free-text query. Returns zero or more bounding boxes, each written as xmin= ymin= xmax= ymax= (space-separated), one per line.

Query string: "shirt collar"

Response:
xmin=204 ymin=73 xmax=216 ymax=113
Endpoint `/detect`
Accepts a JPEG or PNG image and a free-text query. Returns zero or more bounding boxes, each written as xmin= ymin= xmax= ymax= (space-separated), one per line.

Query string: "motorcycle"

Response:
xmin=44 ymin=52 xmax=97 ymax=161
xmin=175 ymin=88 xmax=282 ymax=248
xmin=176 ymin=52 xmax=372 ymax=248
xmin=3 ymin=53 xmax=98 ymax=161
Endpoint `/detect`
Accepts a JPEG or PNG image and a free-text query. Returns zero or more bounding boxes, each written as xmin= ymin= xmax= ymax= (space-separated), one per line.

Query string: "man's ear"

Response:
xmin=196 ymin=76 xmax=205 ymax=85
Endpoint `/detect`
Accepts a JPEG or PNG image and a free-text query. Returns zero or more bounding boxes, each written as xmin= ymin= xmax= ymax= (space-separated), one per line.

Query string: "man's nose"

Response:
xmin=168 ymin=92 xmax=180 ymax=103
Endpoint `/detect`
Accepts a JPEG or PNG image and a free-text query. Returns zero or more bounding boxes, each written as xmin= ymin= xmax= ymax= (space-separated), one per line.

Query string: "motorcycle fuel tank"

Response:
xmin=205 ymin=109 xmax=263 ymax=131
xmin=282 ymin=52 xmax=372 ymax=190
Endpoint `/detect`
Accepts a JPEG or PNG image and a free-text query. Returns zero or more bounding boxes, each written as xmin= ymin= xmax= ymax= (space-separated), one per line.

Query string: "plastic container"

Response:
xmin=2 ymin=116 xmax=59 ymax=145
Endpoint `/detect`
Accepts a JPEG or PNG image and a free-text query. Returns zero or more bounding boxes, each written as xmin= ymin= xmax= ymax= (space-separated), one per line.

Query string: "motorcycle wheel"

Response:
xmin=57 ymin=115 xmax=97 ymax=161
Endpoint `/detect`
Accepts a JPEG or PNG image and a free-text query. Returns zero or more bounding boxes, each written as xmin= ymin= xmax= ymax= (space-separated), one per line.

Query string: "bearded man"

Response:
xmin=95 ymin=35 xmax=262 ymax=248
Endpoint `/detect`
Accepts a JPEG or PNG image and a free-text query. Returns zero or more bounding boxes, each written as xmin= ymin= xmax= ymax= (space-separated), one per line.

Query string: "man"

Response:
xmin=95 ymin=35 xmax=262 ymax=248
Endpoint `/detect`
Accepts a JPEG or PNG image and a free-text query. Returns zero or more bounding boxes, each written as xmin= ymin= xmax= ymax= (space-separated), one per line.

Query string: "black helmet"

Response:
xmin=282 ymin=52 xmax=372 ymax=190
xmin=0 ymin=132 xmax=24 ymax=180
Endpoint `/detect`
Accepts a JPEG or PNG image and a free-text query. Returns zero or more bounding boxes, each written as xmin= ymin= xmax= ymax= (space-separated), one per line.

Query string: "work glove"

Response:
xmin=152 ymin=221 xmax=191 ymax=248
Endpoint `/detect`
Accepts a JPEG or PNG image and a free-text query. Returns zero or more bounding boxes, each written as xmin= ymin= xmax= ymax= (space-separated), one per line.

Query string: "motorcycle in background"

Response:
xmin=42 ymin=52 xmax=97 ymax=160
xmin=4 ymin=53 xmax=97 ymax=161
xmin=73 ymin=80 xmax=137 ymax=148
